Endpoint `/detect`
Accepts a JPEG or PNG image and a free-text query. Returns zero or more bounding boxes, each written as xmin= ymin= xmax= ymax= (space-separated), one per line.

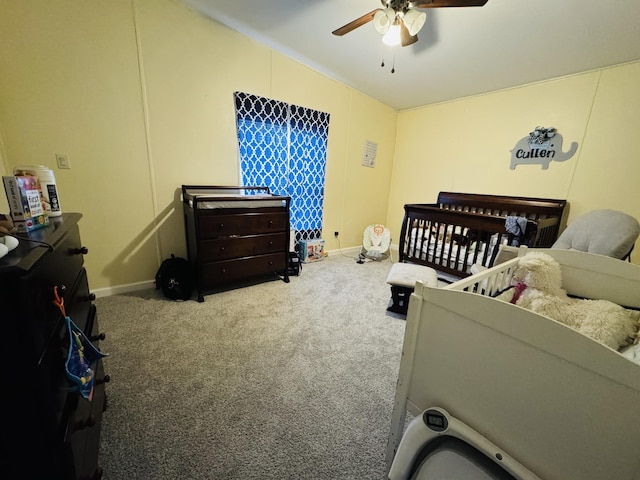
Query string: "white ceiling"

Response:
xmin=182 ymin=0 xmax=640 ymax=110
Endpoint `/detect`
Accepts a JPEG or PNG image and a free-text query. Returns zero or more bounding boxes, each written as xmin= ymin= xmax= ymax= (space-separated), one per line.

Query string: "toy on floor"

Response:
xmin=495 ymin=251 xmax=640 ymax=350
xmin=359 ymin=224 xmax=391 ymax=262
xmin=0 ymin=214 xmax=19 ymax=259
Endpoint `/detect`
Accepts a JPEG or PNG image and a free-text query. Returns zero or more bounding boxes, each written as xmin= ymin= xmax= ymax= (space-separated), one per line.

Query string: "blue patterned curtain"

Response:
xmin=234 ymin=92 xmax=330 ymax=243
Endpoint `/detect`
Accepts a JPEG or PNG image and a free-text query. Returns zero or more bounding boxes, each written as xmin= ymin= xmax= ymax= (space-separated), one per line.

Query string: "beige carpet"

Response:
xmin=96 ymin=252 xmax=407 ymax=479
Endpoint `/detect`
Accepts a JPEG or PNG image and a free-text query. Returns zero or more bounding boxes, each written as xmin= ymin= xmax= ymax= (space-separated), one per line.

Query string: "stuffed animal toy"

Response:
xmin=499 ymin=252 xmax=640 ymax=350
xmin=0 ymin=213 xmax=19 ymax=260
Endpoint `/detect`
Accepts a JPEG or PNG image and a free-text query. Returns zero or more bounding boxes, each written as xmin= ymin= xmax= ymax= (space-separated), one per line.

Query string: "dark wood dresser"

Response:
xmin=182 ymin=185 xmax=291 ymax=302
xmin=0 ymin=213 xmax=108 ymax=480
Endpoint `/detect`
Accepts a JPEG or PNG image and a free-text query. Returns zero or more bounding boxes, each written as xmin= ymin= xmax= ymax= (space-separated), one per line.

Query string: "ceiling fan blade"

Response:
xmin=413 ymin=0 xmax=488 ymax=7
xmin=400 ymin=22 xmax=418 ymax=47
xmin=332 ymin=9 xmax=380 ymax=36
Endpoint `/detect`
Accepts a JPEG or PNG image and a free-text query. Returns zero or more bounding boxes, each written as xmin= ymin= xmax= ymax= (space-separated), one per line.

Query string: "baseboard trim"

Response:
xmin=93 ymin=244 xmax=400 ymax=298
xmin=325 ymin=245 xmax=361 ymax=256
xmin=93 ymin=280 xmax=155 ymax=298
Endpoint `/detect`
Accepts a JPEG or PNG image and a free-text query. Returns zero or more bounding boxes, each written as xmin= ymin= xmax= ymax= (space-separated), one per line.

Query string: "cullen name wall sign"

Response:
xmin=510 ymin=126 xmax=578 ymax=170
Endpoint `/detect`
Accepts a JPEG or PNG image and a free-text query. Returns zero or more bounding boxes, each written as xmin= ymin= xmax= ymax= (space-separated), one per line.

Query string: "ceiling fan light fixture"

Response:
xmin=373 ymin=7 xmax=396 ymax=34
xmin=382 ymin=21 xmax=401 ymax=46
xmin=403 ymin=8 xmax=427 ymax=36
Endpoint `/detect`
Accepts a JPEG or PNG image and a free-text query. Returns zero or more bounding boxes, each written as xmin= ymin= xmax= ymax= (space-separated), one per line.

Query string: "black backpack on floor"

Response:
xmin=155 ymin=254 xmax=193 ymax=301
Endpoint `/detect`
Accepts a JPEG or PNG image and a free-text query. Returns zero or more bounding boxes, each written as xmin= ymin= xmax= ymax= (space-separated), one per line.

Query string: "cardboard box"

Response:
xmin=3 ymin=175 xmax=49 ymax=232
xmin=299 ymin=239 xmax=325 ymax=263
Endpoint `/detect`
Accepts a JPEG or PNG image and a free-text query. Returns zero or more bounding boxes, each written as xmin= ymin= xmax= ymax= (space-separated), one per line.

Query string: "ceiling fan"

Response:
xmin=332 ymin=0 xmax=488 ymax=47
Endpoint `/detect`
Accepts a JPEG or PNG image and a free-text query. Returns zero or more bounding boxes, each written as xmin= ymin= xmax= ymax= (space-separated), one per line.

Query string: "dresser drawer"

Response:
xmin=64 ymin=387 xmax=103 ymax=480
xmin=196 ymin=211 xmax=288 ymax=238
xmin=197 ymin=233 xmax=287 ymax=262
xmin=32 ymin=267 xmax=93 ymax=379
xmin=62 ymin=357 xmax=106 ymax=480
xmin=199 ymin=252 xmax=287 ymax=286
xmin=77 ymin=359 xmax=106 ymax=480
xmin=65 ymin=268 xmax=95 ymax=338
xmin=36 ymin=268 xmax=98 ymax=434
xmin=16 ymin=228 xmax=87 ymax=363
xmin=32 ymin=222 xmax=86 ymax=295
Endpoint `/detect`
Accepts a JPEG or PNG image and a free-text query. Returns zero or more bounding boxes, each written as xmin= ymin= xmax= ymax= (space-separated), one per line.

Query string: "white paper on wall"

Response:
xmin=362 ymin=140 xmax=378 ymax=168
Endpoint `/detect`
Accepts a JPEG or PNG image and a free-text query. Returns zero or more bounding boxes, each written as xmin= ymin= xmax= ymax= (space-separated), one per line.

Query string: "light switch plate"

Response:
xmin=56 ymin=154 xmax=70 ymax=169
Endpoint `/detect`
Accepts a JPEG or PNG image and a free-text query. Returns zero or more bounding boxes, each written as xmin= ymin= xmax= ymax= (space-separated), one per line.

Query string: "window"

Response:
xmin=234 ymin=92 xmax=330 ymax=243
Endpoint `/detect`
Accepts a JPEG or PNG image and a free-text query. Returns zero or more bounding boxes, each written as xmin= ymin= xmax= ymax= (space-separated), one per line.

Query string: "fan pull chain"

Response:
xmin=380 ymin=53 xmax=396 ymax=74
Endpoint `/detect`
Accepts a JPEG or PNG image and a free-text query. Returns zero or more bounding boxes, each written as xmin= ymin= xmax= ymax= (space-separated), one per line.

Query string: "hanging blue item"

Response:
xmin=65 ymin=316 xmax=108 ymax=399
xmin=54 ymin=287 xmax=108 ymax=400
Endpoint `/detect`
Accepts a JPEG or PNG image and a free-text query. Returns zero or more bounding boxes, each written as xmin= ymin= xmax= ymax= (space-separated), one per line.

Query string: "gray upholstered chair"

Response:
xmin=552 ymin=209 xmax=640 ymax=261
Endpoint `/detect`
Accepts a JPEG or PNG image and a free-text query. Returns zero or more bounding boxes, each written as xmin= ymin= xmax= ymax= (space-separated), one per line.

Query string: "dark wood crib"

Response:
xmin=398 ymin=192 xmax=568 ymax=279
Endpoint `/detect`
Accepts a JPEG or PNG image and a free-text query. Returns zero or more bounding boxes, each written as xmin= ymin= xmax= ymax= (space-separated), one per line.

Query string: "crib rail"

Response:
xmin=398 ymin=193 xmax=567 ymax=279
xmin=444 ymin=255 xmax=520 ymax=296
xmin=400 ymin=205 xmax=537 ymax=278
xmin=437 ymin=192 xmax=567 ymax=221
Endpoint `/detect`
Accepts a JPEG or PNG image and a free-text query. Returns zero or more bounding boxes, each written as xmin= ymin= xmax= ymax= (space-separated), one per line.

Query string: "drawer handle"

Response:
xmin=268 ymin=241 xmax=273 ymax=246
xmin=83 ymin=293 xmax=97 ymax=302
xmin=72 ymin=246 xmax=89 ymax=255
xmin=53 ymin=284 xmax=67 ymax=299
xmin=219 ymin=223 xmax=224 ymax=228
xmin=75 ymin=415 xmax=96 ymax=430
xmin=221 ymin=269 xmax=226 ymax=274
xmin=268 ymin=261 xmax=273 ymax=266
xmin=84 ymin=467 xmax=104 ymax=480
xmin=268 ymin=221 xmax=273 ymax=226
xmin=220 ymin=247 xmax=225 ymax=252
xmin=95 ymin=374 xmax=111 ymax=385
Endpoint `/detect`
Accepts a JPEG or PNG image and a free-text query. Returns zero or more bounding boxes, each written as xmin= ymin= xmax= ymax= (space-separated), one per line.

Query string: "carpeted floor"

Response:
xmin=96 ymin=252 xmax=407 ymax=479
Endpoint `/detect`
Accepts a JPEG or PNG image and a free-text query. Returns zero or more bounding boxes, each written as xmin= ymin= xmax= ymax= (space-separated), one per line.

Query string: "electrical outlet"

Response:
xmin=334 ymin=231 xmax=339 ymax=237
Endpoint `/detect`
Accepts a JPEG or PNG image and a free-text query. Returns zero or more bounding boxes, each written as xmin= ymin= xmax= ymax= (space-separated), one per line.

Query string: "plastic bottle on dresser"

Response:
xmin=13 ymin=165 xmax=62 ymax=217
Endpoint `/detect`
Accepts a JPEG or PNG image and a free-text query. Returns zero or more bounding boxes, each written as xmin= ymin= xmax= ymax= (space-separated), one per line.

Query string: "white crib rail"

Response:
xmin=447 ymin=245 xmax=640 ymax=308
xmin=444 ymin=256 xmax=519 ymax=296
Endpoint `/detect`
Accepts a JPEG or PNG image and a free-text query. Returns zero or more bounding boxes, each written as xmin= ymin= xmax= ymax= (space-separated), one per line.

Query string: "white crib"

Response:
xmin=386 ymin=247 xmax=640 ymax=479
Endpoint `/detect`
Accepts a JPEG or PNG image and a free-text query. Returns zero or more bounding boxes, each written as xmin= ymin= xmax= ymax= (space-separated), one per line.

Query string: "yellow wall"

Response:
xmin=2 ymin=0 xmax=639 ymax=290
xmin=0 ymin=133 xmax=7 ymax=185
xmin=388 ymin=62 xmax=640 ymax=264
xmin=0 ymin=0 xmax=397 ymax=290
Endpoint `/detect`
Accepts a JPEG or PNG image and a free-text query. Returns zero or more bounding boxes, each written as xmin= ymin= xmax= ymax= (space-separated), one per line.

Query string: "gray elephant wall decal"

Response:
xmin=510 ymin=127 xmax=578 ymax=170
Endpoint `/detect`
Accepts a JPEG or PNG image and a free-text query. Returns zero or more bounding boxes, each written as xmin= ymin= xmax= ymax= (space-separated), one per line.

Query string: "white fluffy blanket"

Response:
xmin=503 ymin=252 xmax=640 ymax=350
